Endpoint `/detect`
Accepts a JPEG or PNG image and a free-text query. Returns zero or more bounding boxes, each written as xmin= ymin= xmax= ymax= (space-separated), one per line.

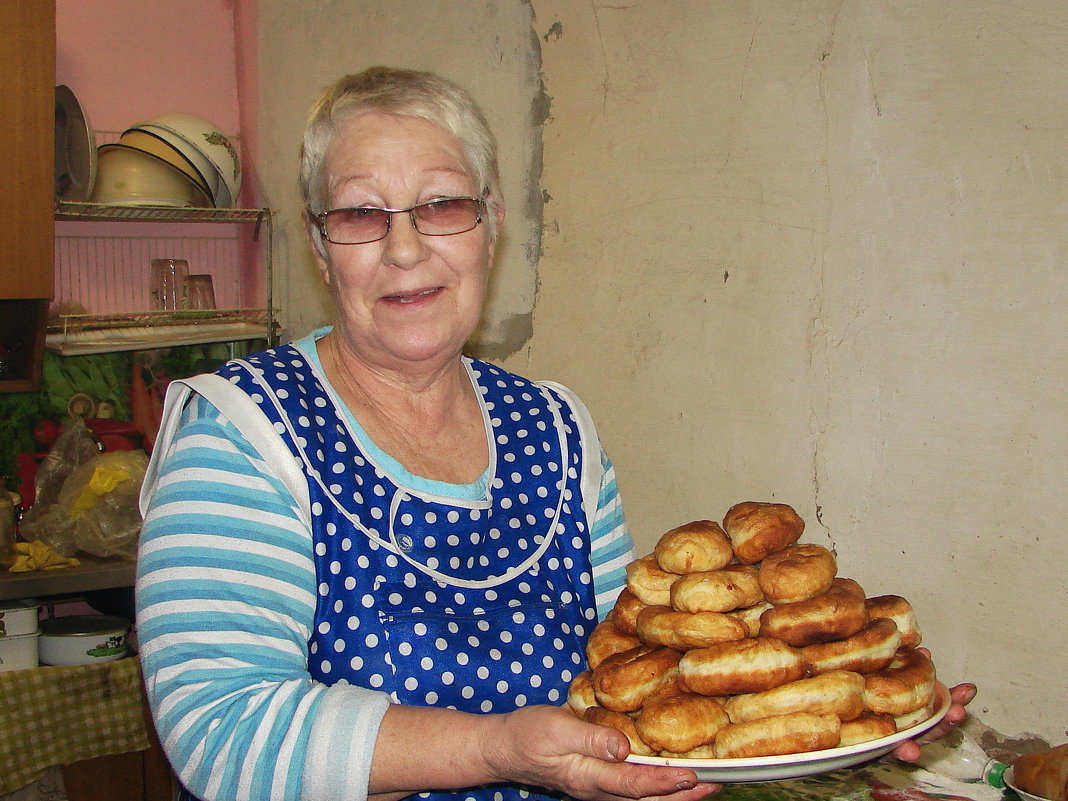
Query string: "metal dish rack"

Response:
xmin=52 ymin=151 xmax=276 ymax=354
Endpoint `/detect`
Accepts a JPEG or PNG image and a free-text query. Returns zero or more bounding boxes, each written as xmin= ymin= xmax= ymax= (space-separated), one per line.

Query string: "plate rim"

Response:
xmin=626 ymin=682 xmax=951 ymax=772
xmin=55 ymin=84 xmax=97 ymax=202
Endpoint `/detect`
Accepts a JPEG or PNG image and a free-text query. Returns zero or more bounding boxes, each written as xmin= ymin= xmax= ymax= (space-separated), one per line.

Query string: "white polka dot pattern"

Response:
xmin=219 ymin=351 xmax=597 ymax=764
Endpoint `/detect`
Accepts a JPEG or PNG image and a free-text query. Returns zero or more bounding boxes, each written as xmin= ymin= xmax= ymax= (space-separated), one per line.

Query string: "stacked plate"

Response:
xmin=56 ymin=85 xmax=244 ymax=209
xmin=120 ymin=112 xmax=243 ymax=208
xmin=55 ymin=85 xmax=97 ymax=203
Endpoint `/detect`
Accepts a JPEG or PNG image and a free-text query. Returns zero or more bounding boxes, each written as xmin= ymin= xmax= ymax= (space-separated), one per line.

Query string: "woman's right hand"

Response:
xmin=480 ymin=705 xmax=721 ymax=801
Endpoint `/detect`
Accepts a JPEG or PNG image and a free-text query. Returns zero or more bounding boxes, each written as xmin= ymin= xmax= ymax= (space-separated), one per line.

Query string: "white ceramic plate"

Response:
xmin=626 ymin=683 xmax=951 ymax=783
xmin=1005 ymin=766 xmax=1053 ymax=801
xmin=54 ymin=85 xmax=97 ymax=202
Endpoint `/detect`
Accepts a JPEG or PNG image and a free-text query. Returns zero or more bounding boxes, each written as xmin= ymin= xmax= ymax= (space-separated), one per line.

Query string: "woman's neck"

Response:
xmin=318 ymin=332 xmax=487 ymax=483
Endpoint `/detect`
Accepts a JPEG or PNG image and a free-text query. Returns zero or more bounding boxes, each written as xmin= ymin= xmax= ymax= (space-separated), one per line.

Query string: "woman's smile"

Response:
xmin=383 ymin=286 xmax=444 ymax=304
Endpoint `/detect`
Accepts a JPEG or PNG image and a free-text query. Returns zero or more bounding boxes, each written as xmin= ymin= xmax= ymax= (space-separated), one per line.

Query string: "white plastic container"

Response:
xmin=0 ymin=599 xmax=41 ymax=638
xmin=0 ymin=632 xmax=40 ymax=672
xmin=38 ymin=615 xmax=130 ymax=666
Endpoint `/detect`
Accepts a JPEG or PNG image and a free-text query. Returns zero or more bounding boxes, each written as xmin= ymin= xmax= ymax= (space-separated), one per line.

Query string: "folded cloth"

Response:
xmin=8 ymin=541 xmax=81 ymax=572
xmin=0 ymin=657 xmax=149 ymax=793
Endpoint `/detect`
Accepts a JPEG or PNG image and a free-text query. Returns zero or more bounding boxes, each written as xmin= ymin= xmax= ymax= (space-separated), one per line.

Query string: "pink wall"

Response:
xmin=55 ymin=0 xmax=241 ymax=137
xmin=53 ymin=0 xmax=267 ymax=316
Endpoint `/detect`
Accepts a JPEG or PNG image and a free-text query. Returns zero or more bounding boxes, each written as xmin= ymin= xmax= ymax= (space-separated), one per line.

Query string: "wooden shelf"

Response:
xmin=0 ymin=555 xmax=136 ymax=601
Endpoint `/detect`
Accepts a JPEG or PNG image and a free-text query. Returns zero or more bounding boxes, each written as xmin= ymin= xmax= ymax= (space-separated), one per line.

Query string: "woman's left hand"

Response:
xmin=889 ymin=679 xmax=977 ymax=762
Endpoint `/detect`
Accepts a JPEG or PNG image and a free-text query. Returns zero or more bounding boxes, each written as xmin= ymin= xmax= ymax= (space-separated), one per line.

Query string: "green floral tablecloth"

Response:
xmin=717 ymin=761 xmax=1008 ymax=801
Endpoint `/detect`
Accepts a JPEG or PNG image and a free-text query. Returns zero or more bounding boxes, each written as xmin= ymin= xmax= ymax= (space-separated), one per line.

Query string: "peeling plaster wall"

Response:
xmin=506 ymin=1 xmax=1068 ymax=741
xmin=254 ymin=0 xmax=1067 ymax=743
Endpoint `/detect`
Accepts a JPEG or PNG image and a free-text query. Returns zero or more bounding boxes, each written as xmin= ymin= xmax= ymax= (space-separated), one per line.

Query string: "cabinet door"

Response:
xmin=0 ymin=0 xmax=55 ymax=300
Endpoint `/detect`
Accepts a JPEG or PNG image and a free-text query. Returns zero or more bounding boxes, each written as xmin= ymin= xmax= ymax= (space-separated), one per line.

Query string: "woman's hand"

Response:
xmin=889 ymin=678 xmax=977 ymax=762
xmin=481 ymin=705 xmax=721 ymax=801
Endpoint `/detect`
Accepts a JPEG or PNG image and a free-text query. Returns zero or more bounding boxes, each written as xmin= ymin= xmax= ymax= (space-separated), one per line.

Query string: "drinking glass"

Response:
xmin=150 ymin=258 xmax=189 ymax=311
xmin=185 ymin=274 xmax=216 ymax=310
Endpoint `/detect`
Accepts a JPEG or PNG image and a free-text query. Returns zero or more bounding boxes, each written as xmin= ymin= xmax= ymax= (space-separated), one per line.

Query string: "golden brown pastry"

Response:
xmin=625 ymin=553 xmax=680 ymax=606
xmin=724 ymin=669 xmax=866 ymax=724
xmin=635 ymin=691 xmax=731 ymax=754
xmin=721 ymin=501 xmax=805 ymax=564
xmin=727 ymin=600 xmax=774 ymax=637
xmin=838 ymin=712 xmax=897 ymax=746
xmin=758 ymin=543 xmax=837 ymax=604
xmin=1014 ymin=744 xmax=1068 ymax=801
xmin=610 ymin=587 xmax=647 ymax=636
xmin=584 ymin=707 xmax=655 ymax=756
xmin=759 ymin=580 xmax=869 ymax=647
xmin=802 ymin=617 xmax=901 ymax=674
xmin=670 ymin=564 xmax=764 ymax=613
xmin=567 ymin=669 xmax=597 ymax=717
xmin=654 ymin=519 xmax=734 ymax=574
xmin=863 ymin=647 xmax=936 ymax=716
xmin=833 ymin=576 xmax=867 ymax=599
xmin=679 ymin=636 xmax=809 ymax=696
xmin=893 ymin=691 xmax=939 ymax=730
xmin=865 ymin=594 xmax=922 ymax=648
xmin=592 ymin=644 xmax=681 ymax=712
xmin=585 ymin=615 xmax=641 ymax=670
xmin=714 ymin=711 xmax=840 ymax=759
xmin=659 ymin=743 xmax=719 ymax=759
xmin=643 ymin=676 xmax=686 ymax=704
xmin=635 ymin=605 xmax=747 ymax=650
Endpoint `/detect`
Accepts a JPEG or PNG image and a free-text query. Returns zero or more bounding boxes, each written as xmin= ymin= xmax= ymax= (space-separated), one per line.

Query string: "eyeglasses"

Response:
xmin=313 ymin=197 xmax=486 ymax=245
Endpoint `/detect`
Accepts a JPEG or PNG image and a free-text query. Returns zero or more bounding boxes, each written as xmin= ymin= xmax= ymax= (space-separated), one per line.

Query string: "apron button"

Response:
xmin=399 ymin=535 xmax=414 ymax=551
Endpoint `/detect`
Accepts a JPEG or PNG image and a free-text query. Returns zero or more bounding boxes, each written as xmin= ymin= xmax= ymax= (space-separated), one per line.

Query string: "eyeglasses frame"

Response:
xmin=312 ymin=196 xmax=487 ymax=245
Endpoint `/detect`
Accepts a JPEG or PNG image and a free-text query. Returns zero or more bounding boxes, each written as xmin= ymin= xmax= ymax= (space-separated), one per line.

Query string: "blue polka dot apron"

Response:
xmin=195 ymin=346 xmax=598 ymax=801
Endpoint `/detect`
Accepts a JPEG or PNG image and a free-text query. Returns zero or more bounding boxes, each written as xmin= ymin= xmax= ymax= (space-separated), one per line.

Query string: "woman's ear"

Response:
xmin=488 ymin=197 xmax=506 ymax=246
xmin=305 ymin=221 xmax=333 ymax=286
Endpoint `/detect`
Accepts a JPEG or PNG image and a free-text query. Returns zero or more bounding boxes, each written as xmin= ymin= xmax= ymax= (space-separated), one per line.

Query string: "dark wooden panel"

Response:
xmin=0 ymin=0 xmax=55 ymax=300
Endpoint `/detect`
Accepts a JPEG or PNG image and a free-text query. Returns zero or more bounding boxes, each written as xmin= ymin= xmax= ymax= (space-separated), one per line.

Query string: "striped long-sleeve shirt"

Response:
xmin=135 ymin=384 xmax=633 ymax=801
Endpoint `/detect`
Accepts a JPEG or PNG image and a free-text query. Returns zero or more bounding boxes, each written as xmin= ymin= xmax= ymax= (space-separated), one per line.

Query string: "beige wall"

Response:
xmin=257 ymin=0 xmax=1067 ymax=744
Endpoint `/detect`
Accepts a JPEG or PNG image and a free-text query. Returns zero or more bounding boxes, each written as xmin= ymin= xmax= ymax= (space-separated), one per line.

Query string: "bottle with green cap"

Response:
xmin=916 ymin=728 xmax=1009 ymax=787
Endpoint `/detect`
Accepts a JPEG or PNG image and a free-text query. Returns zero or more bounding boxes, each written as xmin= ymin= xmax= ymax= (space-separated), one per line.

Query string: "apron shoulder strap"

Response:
xmin=139 ymin=373 xmax=311 ymax=525
xmin=535 ymin=380 xmax=603 ymax=536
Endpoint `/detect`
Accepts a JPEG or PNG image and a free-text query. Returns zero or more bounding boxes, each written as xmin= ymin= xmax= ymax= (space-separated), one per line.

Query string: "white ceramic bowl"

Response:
xmin=91 ymin=144 xmax=212 ymax=208
xmin=128 ymin=122 xmax=223 ymax=204
xmin=38 ymin=615 xmax=131 ymax=666
xmin=118 ymin=128 xmax=214 ymax=201
xmin=132 ymin=113 xmax=241 ymax=207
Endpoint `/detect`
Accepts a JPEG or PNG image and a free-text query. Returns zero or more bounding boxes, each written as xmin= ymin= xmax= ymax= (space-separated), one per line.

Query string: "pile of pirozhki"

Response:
xmin=568 ymin=501 xmax=939 ymax=760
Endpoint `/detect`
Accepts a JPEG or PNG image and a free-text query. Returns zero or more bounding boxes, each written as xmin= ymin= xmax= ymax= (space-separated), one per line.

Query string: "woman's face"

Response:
xmin=317 ymin=111 xmax=500 ymax=370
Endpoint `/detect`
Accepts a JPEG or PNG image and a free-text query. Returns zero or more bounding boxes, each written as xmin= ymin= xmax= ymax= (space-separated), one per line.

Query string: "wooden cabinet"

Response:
xmin=0 ymin=0 xmax=55 ymax=392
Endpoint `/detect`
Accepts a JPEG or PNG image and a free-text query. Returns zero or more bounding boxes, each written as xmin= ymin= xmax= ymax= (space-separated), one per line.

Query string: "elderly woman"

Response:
xmin=136 ymin=67 xmax=972 ymax=801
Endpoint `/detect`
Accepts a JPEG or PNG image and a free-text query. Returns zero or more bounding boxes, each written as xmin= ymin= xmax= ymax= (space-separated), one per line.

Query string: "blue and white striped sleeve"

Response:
xmin=135 ymin=394 xmax=390 ymax=801
xmin=588 ymin=448 xmax=635 ymax=621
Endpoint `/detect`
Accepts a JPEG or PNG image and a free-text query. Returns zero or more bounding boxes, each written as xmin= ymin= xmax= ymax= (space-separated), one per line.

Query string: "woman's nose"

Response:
xmin=381 ymin=210 xmax=427 ymax=269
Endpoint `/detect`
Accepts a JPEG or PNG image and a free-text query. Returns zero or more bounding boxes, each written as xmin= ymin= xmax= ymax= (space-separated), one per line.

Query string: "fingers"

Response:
xmin=891 ymin=739 xmax=922 ymax=763
xmin=489 ymin=706 xmax=721 ymax=801
xmin=949 ymin=683 xmax=977 ymax=706
xmin=885 ymin=679 xmax=977 ymax=763
xmin=593 ymin=762 xmax=720 ymax=801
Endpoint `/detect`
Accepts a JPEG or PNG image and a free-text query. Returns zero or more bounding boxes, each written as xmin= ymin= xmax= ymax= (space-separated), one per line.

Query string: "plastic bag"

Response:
xmin=26 ymin=417 xmax=101 ymax=512
xmin=21 ymin=449 xmax=148 ymax=560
